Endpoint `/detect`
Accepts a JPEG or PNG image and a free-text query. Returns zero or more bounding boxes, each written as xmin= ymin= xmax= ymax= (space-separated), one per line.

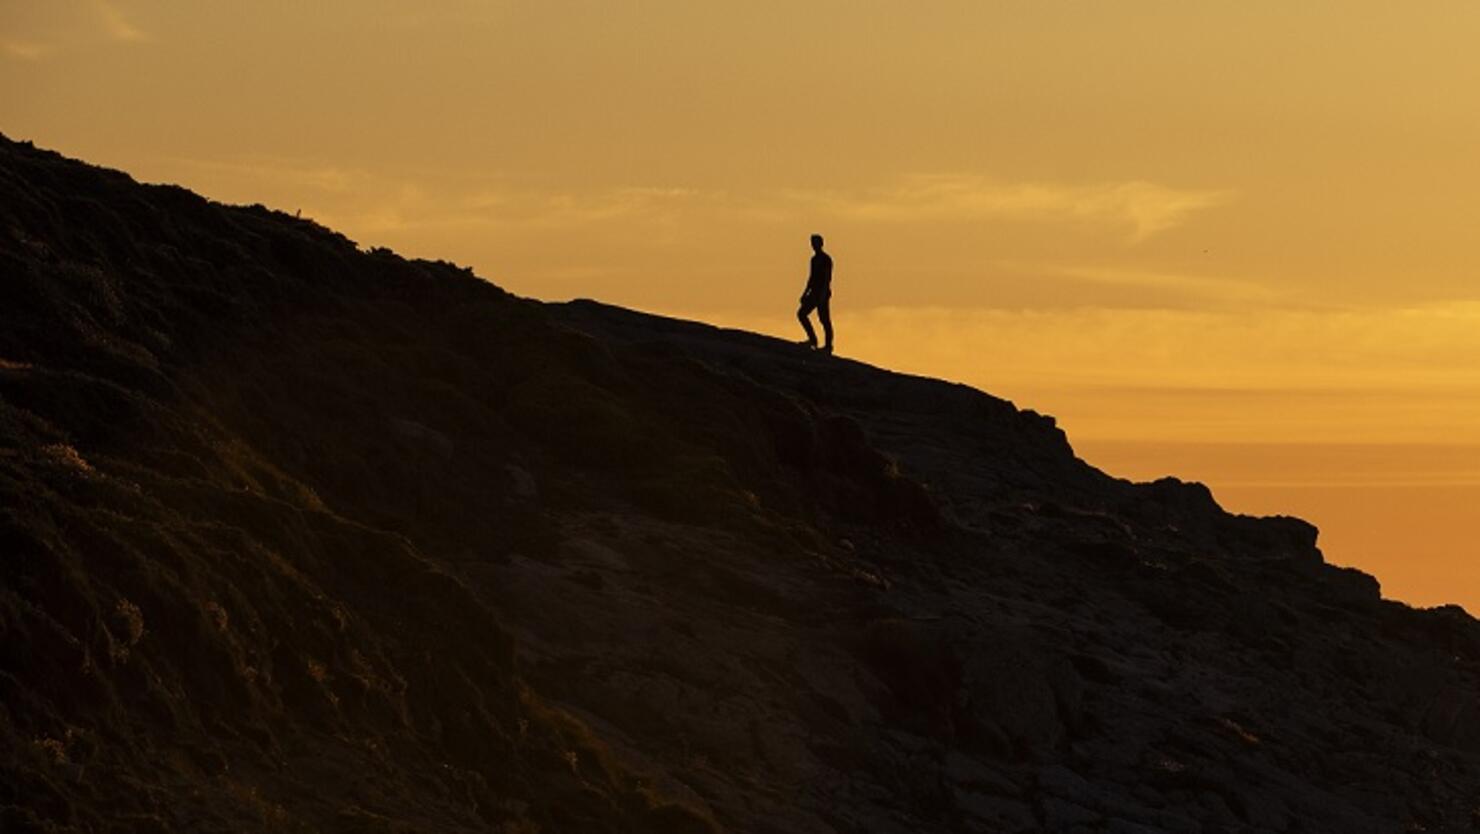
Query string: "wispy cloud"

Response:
xmin=786 ymin=176 xmax=1232 ymax=241
xmin=1037 ymin=263 xmax=1284 ymax=305
xmin=167 ymin=156 xmax=369 ymax=193
xmin=153 ymin=155 xmax=708 ymax=240
xmin=1 ymin=39 xmax=55 ymax=61
xmin=1083 ymin=438 xmax=1480 ymax=489
xmin=152 ymin=154 xmax=1228 ymax=248
xmin=2 ymin=2 xmax=150 ymax=58
xmin=93 ymin=0 xmax=148 ymax=43
xmin=681 ymin=300 xmax=1480 ymax=444
xmin=333 ymin=184 xmax=707 ymax=234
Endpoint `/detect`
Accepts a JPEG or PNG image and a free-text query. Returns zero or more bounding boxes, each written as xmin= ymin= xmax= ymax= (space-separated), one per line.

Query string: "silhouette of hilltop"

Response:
xmin=3 ymin=135 xmax=1479 ymax=832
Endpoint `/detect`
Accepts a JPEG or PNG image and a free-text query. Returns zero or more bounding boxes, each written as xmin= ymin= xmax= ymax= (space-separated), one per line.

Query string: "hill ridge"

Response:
xmin=4 ymin=134 xmax=1480 ymax=833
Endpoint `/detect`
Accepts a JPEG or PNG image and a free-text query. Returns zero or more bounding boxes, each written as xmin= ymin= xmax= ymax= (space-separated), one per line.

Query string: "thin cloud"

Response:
xmin=154 ymin=156 xmax=702 ymax=234
xmin=156 ymin=156 xmax=1225 ymax=245
xmin=679 ymin=301 xmax=1480 ymax=445
xmin=1 ymin=39 xmax=55 ymax=61
xmin=787 ymin=175 xmax=1233 ymax=241
xmin=166 ymin=156 xmax=369 ymax=194
xmin=1 ymin=3 xmax=148 ymax=58
xmin=1040 ymin=264 xmax=1284 ymax=305
xmin=94 ymin=0 xmax=148 ymax=42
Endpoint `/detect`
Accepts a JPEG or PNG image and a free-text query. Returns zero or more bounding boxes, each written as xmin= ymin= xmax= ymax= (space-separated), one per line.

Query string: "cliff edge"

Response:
xmin=3 ymin=136 xmax=1479 ymax=832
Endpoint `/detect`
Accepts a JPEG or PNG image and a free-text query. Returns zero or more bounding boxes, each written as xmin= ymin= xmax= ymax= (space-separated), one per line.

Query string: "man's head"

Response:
xmin=810 ymin=233 xmax=824 ymax=251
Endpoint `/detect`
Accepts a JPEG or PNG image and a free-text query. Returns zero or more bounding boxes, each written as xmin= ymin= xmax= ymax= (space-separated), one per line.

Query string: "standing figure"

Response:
xmin=797 ymin=233 xmax=834 ymax=354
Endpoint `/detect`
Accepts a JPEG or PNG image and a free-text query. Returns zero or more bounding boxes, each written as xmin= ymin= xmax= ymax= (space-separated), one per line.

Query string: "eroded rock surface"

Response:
xmin=4 ymin=136 xmax=1480 ymax=832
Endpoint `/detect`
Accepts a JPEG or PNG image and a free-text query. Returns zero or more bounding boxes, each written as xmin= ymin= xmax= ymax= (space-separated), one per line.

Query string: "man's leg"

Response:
xmin=817 ymin=296 xmax=833 ymax=351
xmin=797 ymin=301 xmax=819 ymax=346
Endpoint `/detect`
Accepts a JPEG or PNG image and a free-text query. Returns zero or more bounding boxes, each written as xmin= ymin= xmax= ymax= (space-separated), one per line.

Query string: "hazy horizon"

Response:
xmin=4 ymin=2 xmax=1477 ymax=610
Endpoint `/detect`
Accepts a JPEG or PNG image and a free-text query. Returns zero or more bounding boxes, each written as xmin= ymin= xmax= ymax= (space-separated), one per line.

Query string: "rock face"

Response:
xmin=2 ymin=136 xmax=1480 ymax=833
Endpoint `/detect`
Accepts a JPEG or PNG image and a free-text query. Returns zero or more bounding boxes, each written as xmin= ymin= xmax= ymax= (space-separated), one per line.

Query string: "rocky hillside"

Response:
xmin=3 ymin=135 xmax=1479 ymax=833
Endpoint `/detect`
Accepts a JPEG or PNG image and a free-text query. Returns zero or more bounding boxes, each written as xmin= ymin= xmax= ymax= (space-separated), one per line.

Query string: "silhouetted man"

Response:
xmin=797 ymin=233 xmax=834 ymax=354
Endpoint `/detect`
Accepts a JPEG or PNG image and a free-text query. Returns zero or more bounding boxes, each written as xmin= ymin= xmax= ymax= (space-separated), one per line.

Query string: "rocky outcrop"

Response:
xmin=3 ymin=135 xmax=1480 ymax=832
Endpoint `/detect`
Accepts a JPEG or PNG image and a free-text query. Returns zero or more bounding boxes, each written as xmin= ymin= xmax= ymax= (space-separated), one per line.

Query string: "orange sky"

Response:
xmin=4 ymin=2 xmax=1477 ymax=610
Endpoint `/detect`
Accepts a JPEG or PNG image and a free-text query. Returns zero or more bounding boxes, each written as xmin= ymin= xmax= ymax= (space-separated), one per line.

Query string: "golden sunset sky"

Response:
xmin=4 ymin=2 xmax=1478 ymax=609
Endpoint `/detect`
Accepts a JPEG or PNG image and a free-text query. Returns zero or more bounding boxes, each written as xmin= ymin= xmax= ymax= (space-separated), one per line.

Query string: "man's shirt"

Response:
xmin=807 ymin=252 xmax=833 ymax=294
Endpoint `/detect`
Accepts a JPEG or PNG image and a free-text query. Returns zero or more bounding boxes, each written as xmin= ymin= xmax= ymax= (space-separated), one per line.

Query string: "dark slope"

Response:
xmin=2 ymin=135 xmax=1479 ymax=833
